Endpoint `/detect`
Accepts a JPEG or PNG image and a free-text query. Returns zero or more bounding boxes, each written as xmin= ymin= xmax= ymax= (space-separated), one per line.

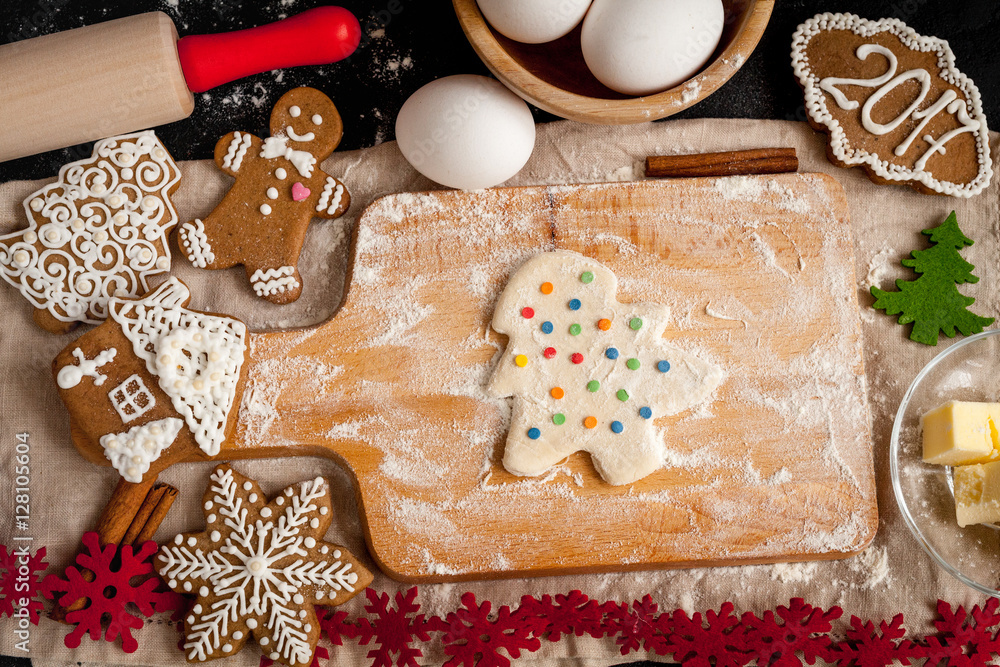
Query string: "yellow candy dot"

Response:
xmin=515 ymin=354 xmax=528 ymax=367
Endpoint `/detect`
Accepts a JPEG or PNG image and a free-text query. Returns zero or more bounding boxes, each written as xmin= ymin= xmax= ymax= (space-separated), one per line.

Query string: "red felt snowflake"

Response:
xmin=515 ymin=590 xmax=608 ymax=642
xmin=923 ymin=599 xmax=1000 ymax=667
xmin=354 ymin=587 xmax=447 ymax=667
xmin=829 ymin=614 xmax=921 ymax=667
xmin=442 ymin=592 xmax=541 ymax=667
xmin=320 ymin=608 xmax=360 ymax=647
xmin=0 ymin=545 xmax=47 ymax=624
xmin=260 ymin=645 xmax=330 ymax=667
xmin=41 ymin=532 xmax=183 ymax=653
xmin=663 ymin=602 xmax=749 ymax=667
xmin=603 ymin=595 xmax=669 ymax=656
xmin=742 ymin=598 xmax=843 ymax=666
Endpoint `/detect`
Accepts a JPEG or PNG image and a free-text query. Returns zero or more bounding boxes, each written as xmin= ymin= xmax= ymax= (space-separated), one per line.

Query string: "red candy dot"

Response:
xmin=570 ymin=353 xmax=584 ymax=364
xmin=543 ymin=347 xmax=557 ymax=359
xmin=521 ymin=307 xmax=534 ymax=319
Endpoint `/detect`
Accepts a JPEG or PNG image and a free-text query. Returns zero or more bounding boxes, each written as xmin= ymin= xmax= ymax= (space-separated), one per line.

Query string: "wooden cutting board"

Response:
xmin=206 ymin=175 xmax=876 ymax=581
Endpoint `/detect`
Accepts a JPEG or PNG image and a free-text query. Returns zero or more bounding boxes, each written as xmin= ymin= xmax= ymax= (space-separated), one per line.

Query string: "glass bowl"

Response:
xmin=892 ymin=329 xmax=1000 ymax=597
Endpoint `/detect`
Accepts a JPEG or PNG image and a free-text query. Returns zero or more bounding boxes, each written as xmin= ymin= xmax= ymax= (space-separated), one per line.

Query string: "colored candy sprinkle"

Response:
xmin=552 ymin=413 xmax=566 ymax=425
xmin=584 ymin=416 xmax=598 ymax=429
xmin=527 ymin=428 xmax=541 ymax=440
xmin=617 ymin=389 xmax=629 ymax=402
xmin=605 ymin=347 xmax=619 ymax=360
xmin=551 ymin=387 xmax=565 ymax=399
xmin=629 ymin=317 xmax=643 ymax=330
xmin=657 ymin=360 xmax=671 ymax=373
xmin=598 ymin=318 xmax=612 ymax=331
xmin=540 ymin=282 xmax=553 ymax=294
xmin=626 ymin=358 xmax=640 ymax=370
xmin=569 ymin=324 xmax=582 ymax=335
xmin=611 ymin=421 xmax=624 ymax=434
xmin=541 ymin=321 xmax=554 ymax=334
xmin=639 ymin=407 xmax=652 ymax=419
xmin=570 ymin=353 xmax=584 ymax=364
xmin=522 ymin=307 xmax=534 ymax=319
xmin=515 ymin=354 xmax=528 ymax=367
xmin=587 ymin=380 xmax=600 ymax=393
xmin=543 ymin=347 xmax=557 ymax=359
xmin=568 ymin=299 xmax=582 ymax=311
xmin=581 ymin=271 xmax=594 ymax=284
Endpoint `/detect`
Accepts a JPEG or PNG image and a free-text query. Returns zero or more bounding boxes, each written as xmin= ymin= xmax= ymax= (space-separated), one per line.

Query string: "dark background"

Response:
xmin=0 ymin=1 xmax=997 ymax=666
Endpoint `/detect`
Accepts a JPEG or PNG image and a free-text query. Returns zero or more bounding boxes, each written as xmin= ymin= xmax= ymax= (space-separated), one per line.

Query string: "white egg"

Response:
xmin=477 ymin=0 xmax=593 ymax=44
xmin=396 ymin=75 xmax=536 ymax=191
xmin=581 ymin=0 xmax=725 ymax=96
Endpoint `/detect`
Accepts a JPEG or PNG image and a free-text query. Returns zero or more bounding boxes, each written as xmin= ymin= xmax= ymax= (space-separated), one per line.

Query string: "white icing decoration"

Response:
xmin=285 ymin=127 xmax=315 ymax=142
xmin=316 ymin=177 xmax=345 ymax=214
xmin=57 ymin=347 xmax=116 ymax=389
xmin=250 ymin=266 xmax=299 ymax=298
xmin=179 ymin=219 xmax=216 ymax=269
xmin=260 ymin=136 xmax=316 ymax=177
xmin=222 ymin=132 xmax=253 ymax=173
xmin=266 ymin=187 xmax=279 ymax=200
xmin=791 ymin=12 xmax=992 ymax=198
xmin=108 ymin=373 xmax=155 ymax=423
xmin=0 ymin=131 xmax=180 ymax=324
xmin=289 ymin=105 xmax=301 ymax=117
xmin=275 ymin=168 xmax=287 ymax=180
xmin=311 ymin=114 xmax=322 ymax=125
xmin=157 ymin=468 xmax=356 ymax=664
xmin=110 ymin=278 xmax=247 ymax=456
xmin=487 ymin=251 xmax=723 ymax=486
xmin=101 ymin=417 xmax=182 ymax=483
xmin=260 ymin=204 xmax=272 ymax=215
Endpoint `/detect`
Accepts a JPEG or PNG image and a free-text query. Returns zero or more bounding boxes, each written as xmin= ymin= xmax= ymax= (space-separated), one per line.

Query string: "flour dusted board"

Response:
xmin=89 ymin=176 xmax=876 ymax=580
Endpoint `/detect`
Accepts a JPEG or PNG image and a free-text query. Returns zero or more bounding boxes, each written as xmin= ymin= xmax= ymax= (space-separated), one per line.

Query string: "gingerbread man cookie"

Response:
xmin=157 ymin=465 xmax=372 ymax=667
xmin=0 ymin=131 xmax=181 ymax=333
xmin=177 ymin=87 xmax=350 ymax=304
xmin=792 ymin=13 xmax=992 ymax=197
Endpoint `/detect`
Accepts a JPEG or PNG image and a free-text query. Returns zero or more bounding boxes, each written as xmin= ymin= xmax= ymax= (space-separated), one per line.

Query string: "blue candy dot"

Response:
xmin=527 ymin=428 xmax=541 ymax=440
xmin=639 ymin=407 xmax=652 ymax=420
xmin=568 ymin=298 xmax=582 ymax=311
xmin=605 ymin=347 xmax=619 ymax=360
xmin=611 ymin=421 xmax=624 ymax=434
xmin=541 ymin=321 xmax=554 ymax=334
xmin=657 ymin=360 xmax=671 ymax=373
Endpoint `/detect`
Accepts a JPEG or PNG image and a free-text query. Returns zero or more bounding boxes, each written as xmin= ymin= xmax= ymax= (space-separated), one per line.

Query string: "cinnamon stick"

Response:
xmin=645 ymin=148 xmax=798 ymax=178
xmin=135 ymin=484 xmax=178 ymax=544
xmin=121 ymin=483 xmax=168 ymax=546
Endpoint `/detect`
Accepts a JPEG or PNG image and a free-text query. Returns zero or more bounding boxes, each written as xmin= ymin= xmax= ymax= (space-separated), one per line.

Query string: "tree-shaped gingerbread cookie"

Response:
xmin=178 ymin=87 xmax=350 ymax=304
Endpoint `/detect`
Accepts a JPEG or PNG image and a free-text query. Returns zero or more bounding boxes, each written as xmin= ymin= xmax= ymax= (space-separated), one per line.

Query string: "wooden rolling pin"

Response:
xmin=0 ymin=7 xmax=361 ymax=162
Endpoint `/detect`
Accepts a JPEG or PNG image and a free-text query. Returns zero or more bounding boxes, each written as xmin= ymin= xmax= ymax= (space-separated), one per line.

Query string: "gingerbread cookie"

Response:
xmin=487 ymin=251 xmax=723 ymax=485
xmin=53 ymin=278 xmax=249 ymax=483
xmin=177 ymin=87 xmax=350 ymax=304
xmin=0 ymin=131 xmax=181 ymax=333
xmin=157 ymin=465 xmax=372 ymax=667
xmin=792 ymin=13 xmax=992 ymax=197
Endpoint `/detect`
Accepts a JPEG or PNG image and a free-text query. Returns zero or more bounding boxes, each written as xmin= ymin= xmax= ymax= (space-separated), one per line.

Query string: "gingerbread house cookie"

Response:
xmin=792 ymin=13 xmax=992 ymax=197
xmin=177 ymin=87 xmax=350 ymax=304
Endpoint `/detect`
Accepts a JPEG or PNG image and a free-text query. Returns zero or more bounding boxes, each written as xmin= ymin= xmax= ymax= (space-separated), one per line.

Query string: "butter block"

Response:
xmin=954 ymin=462 xmax=1000 ymax=527
xmin=921 ymin=400 xmax=1000 ymax=466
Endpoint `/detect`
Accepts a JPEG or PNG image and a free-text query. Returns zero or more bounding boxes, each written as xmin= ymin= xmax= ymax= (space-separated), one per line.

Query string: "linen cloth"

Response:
xmin=0 ymin=118 xmax=998 ymax=666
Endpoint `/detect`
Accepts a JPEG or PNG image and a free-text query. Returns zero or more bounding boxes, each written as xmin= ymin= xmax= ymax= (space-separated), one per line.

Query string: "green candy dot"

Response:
xmin=617 ymin=389 xmax=629 ymax=402
xmin=569 ymin=323 xmax=582 ymax=335
xmin=629 ymin=317 xmax=643 ymax=331
xmin=587 ymin=380 xmax=600 ymax=393
xmin=580 ymin=271 xmax=594 ymax=284
xmin=552 ymin=413 xmax=566 ymax=425
xmin=626 ymin=358 xmax=640 ymax=370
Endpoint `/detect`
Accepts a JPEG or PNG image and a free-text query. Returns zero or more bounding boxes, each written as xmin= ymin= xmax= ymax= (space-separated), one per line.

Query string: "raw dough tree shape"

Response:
xmin=177 ymin=87 xmax=350 ymax=304
xmin=871 ymin=212 xmax=993 ymax=345
xmin=488 ymin=251 xmax=723 ymax=486
xmin=157 ymin=465 xmax=373 ymax=667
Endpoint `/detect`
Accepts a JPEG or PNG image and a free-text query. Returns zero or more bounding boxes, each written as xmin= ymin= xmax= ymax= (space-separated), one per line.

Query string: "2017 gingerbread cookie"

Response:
xmin=177 ymin=87 xmax=351 ymax=304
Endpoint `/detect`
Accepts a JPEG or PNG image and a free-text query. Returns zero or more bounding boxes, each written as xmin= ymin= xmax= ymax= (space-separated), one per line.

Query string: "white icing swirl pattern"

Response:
xmin=178 ymin=219 xmax=216 ymax=269
xmin=250 ymin=266 xmax=299 ymax=297
xmin=222 ymin=132 xmax=253 ymax=173
xmin=316 ymin=177 xmax=344 ymax=214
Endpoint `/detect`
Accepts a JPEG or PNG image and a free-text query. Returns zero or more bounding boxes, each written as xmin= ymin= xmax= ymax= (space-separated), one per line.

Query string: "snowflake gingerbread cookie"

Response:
xmin=177 ymin=87 xmax=350 ymax=304
xmin=52 ymin=278 xmax=249 ymax=484
xmin=488 ymin=251 xmax=723 ymax=486
xmin=792 ymin=13 xmax=992 ymax=197
xmin=157 ymin=465 xmax=372 ymax=667
xmin=0 ymin=131 xmax=181 ymax=333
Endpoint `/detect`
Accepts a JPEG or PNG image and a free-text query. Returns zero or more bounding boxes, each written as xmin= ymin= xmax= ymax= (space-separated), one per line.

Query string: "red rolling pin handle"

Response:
xmin=177 ymin=6 xmax=361 ymax=93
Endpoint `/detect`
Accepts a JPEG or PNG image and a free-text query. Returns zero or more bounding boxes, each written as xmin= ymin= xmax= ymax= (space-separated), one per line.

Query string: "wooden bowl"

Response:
xmin=453 ymin=0 xmax=775 ymax=124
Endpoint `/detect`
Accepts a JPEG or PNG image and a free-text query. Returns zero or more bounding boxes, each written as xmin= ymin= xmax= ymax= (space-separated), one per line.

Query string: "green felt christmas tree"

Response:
xmin=871 ymin=212 xmax=994 ymax=345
